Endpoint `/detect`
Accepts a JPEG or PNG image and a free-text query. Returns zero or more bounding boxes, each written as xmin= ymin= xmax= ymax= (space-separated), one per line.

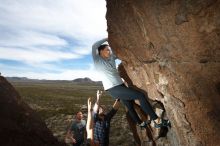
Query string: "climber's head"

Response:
xmin=98 ymin=44 xmax=110 ymax=59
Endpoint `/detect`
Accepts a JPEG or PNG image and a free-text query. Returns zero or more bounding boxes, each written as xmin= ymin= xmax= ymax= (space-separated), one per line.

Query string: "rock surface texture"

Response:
xmin=0 ymin=76 xmax=66 ymax=146
xmin=106 ymin=0 xmax=220 ymax=146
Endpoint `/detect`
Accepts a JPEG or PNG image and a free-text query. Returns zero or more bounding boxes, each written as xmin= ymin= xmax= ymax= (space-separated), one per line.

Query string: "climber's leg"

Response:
xmin=107 ymin=84 xmax=158 ymax=121
xmin=120 ymin=100 xmax=142 ymax=124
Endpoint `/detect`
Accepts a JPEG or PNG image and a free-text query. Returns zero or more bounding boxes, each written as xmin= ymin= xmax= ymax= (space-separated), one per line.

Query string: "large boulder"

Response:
xmin=106 ymin=0 xmax=220 ymax=145
xmin=0 ymin=76 xmax=66 ymax=146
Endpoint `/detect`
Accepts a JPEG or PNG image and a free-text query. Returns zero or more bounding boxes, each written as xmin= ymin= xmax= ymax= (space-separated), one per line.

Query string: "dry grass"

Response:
xmin=11 ymin=81 xmax=134 ymax=146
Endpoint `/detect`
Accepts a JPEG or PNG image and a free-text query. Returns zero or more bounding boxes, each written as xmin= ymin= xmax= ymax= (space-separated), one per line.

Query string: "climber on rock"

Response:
xmin=92 ymin=38 xmax=170 ymax=130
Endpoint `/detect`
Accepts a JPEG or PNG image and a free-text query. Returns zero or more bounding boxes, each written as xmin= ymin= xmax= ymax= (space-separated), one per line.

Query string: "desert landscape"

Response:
xmin=8 ymin=77 xmax=135 ymax=146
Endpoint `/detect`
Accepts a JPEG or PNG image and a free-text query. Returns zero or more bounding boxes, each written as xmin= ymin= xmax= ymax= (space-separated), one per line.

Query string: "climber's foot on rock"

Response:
xmin=153 ymin=126 xmax=169 ymax=140
xmin=138 ymin=120 xmax=151 ymax=129
xmin=154 ymin=119 xmax=171 ymax=128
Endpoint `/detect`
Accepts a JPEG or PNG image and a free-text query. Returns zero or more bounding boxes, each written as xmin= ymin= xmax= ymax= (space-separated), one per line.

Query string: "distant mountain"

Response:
xmin=6 ymin=77 xmax=39 ymax=82
xmin=72 ymin=77 xmax=101 ymax=84
xmin=6 ymin=76 xmax=102 ymax=84
xmin=73 ymin=77 xmax=92 ymax=83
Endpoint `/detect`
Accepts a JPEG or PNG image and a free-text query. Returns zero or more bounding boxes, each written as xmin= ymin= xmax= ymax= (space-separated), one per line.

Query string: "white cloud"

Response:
xmin=72 ymin=46 xmax=91 ymax=55
xmin=0 ymin=0 xmax=107 ymax=79
xmin=0 ymin=0 xmax=107 ymax=58
xmin=2 ymin=67 xmax=101 ymax=81
xmin=0 ymin=46 xmax=81 ymax=64
xmin=0 ymin=30 xmax=68 ymax=47
xmin=0 ymin=0 xmax=107 ymax=42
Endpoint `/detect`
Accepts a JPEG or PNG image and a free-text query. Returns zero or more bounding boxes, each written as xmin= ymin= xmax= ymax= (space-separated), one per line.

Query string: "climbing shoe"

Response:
xmin=138 ymin=120 xmax=151 ymax=129
xmin=154 ymin=119 xmax=171 ymax=128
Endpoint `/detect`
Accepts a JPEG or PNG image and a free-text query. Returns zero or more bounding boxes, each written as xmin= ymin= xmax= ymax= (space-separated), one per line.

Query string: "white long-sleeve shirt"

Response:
xmin=92 ymin=38 xmax=123 ymax=90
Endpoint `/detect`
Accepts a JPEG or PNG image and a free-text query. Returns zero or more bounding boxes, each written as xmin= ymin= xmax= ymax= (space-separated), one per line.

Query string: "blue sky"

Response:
xmin=0 ymin=0 xmax=108 ymax=81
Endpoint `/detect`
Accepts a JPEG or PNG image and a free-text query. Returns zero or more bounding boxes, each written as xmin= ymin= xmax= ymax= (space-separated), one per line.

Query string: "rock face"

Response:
xmin=0 ymin=76 xmax=66 ymax=146
xmin=106 ymin=0 xmax=220 ymax=146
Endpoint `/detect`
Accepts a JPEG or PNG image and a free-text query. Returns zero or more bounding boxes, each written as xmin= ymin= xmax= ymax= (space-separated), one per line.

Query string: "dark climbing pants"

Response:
xmin=107 ymin=84 xmax=158 ymax=123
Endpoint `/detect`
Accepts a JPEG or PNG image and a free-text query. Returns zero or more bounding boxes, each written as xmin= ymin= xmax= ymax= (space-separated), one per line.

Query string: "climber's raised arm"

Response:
xmin=92 ymin=38 xmax=108 ymax=61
